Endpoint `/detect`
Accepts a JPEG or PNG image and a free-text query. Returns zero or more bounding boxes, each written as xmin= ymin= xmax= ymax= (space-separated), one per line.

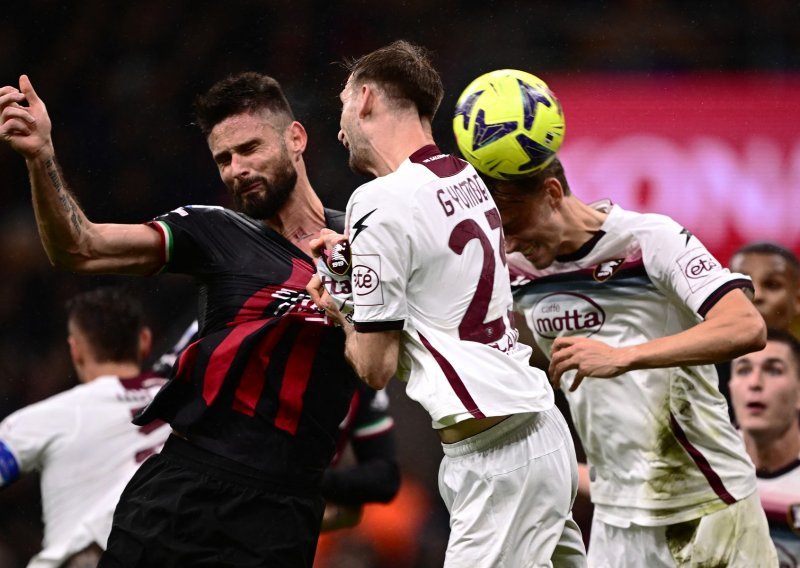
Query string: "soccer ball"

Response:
xmin=453 ymin=69 xmax=565 ymax=180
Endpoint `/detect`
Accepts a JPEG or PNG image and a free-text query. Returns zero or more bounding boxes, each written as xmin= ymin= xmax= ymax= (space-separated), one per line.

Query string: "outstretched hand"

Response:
xmin=0 ymin=75 xmax=53 ymax=159
xmin=548 ymin=336 xmax=631 ymax=391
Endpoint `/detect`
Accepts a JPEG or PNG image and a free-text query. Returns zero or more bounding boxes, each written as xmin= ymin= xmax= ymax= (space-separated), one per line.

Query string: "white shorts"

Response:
xmin=588 ymin=492 xmax=777 ymax=567
xmin=438 ymin=407 xmax=586 ymax=568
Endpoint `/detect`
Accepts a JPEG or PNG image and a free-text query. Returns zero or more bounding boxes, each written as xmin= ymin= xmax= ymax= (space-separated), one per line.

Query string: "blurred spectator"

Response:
xmin=729 ymin=242 xmax=800 ymax=338
xmin=718 ymin=242 xmax=800 ymax=421
xmin=729 ymin=329 xmax=800 ymax=565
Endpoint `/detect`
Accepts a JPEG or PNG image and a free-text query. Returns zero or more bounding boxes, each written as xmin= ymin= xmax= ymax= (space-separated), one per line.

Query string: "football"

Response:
xmin=453 ymin=69 xmax=565 ymax=180
xmin=322 ymin=238 xmax=352 ymax=278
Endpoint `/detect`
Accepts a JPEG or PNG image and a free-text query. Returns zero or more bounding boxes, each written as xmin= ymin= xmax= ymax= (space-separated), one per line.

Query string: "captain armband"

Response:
xmin=316 ymin=258 xmax=354 ymax=318
xmin=0 ymin=440 xmax=20 ymax=488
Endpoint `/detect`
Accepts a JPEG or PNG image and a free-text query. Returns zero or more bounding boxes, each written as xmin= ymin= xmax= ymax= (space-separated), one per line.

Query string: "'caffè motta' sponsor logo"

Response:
xmin=532 ymin=292 xmax=605 ymax=339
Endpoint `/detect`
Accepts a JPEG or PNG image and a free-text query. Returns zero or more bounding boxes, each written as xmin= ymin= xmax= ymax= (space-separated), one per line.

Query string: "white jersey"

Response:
xmin=757 ymin=456 xmax=800 ymax=567
xmin=511 ymin=201 xmax=758 ymax=526
xmin=346 ymin=145 xmax=552 ymax=427
xmin=0 ymin=374 xmax=170 ymax=568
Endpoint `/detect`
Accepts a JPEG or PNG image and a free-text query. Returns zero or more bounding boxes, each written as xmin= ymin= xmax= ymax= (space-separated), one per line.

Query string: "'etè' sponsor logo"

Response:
xmin=684 ymin=254 xmax=718 ymax=279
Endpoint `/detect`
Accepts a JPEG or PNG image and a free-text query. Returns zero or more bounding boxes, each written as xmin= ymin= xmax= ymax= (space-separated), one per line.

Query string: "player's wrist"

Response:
xmin=24 ymin=141 xmax=56 ymax=164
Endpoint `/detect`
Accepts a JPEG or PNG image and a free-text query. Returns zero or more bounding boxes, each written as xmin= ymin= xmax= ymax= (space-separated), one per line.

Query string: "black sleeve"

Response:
xmin=150 ymin=205 xmax=228 ymax=275
xmin=319 ymin=385 xmax=400 ymax=505
xmin=320 ymin=431 xmax=400 ymax=505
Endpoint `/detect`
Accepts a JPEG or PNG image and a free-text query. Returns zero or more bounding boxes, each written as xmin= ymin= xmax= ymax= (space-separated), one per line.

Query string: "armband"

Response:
xmin=316 ymin=258 xmax=354 ymax=317
xmin=0 ymin=440 xmax=20 ymax=488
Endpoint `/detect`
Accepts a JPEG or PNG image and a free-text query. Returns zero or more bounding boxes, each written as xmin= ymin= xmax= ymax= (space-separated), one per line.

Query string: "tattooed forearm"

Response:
xmin=44 ymin=158 xmax=63 ymax=193
xmin=43 ymin=157 xmax=84 ymax=235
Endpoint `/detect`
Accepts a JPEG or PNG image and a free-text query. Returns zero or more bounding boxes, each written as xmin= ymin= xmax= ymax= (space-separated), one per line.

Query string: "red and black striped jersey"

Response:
xmin=136 ymin=205 xmax=358 ymax=488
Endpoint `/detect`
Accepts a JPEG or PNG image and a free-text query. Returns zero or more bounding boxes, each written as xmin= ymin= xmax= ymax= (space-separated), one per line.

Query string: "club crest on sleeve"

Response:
xmin=324 ymin=239 xmax=352 ymax=277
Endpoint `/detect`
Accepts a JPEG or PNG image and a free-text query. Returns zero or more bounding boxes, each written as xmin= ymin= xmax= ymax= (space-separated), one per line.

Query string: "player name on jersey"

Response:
xmin=436 ymin=173 xmax=491 ymax=217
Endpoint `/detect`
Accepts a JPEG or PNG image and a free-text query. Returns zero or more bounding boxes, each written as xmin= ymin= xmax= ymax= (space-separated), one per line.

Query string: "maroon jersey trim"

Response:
xmin=418 ymin=331 xmax=485 ymax=419
xmin=670 ymin=412 xmax=736 ymax=505
xmin=409 ymin=144 xmax=468 ymax=178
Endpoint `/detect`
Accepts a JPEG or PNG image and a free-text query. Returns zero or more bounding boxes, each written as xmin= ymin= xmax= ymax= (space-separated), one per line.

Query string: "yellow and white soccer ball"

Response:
xmin=453 ymin=69 xmax=565 ymax=180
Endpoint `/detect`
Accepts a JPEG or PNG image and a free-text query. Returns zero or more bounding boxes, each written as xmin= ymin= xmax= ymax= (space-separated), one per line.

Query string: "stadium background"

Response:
xmin=0 ymin=1 xmax=798 ymax=566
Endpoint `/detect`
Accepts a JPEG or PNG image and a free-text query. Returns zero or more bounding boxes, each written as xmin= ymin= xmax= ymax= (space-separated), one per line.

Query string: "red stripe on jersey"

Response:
xmin=418 ymin=332 xmax=485 ymax=419
xmin=274 ymin=325 xmax=324 ymax=435
xmin=670 ymin=412 xmax=736 ymax=504
xmin=231 ymin=258 xmax=315 ymax=326
xmin=202 ymin=319 xmax=266 ymax=405
xmin=231 ymin=318 xmax=291 ymax=417
xmin=175 ymin=339 xmax=201 ymax=382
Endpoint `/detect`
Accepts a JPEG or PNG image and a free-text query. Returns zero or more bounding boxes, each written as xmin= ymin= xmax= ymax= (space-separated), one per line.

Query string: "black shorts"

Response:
xmin=99 ymin=435 xmax=325 ymax=568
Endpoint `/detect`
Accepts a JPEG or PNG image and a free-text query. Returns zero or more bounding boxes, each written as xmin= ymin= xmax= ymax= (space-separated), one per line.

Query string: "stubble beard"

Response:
xmin=233 ymin=156 xmax=297 ymax=220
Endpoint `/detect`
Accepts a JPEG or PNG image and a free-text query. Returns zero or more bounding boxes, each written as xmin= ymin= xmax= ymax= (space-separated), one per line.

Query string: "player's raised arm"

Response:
xmin=0 ymin=75 xmax=162 ymax=275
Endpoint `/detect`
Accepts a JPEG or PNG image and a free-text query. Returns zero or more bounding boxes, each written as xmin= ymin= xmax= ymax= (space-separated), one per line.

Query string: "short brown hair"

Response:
xmin=483 ymin=156 xmax=572 ymax=202
xmin=343 ymin=40 xmax=444 ymax=120
xmin=766 ymin=327 xmax=800 ymax=375
xmin=193 ymin=72 xmax=295 ymax=135
xmin=66 ymin=287 xmax=146 ymax=363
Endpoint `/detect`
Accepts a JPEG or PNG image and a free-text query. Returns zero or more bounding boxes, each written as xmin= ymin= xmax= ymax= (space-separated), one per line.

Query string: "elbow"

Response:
xmin=362 ymin=370 xmax=393 ymax=390
xmin=49 ymin=249 xmax=93 ymax=273
xmin=747 ymin=316 xmax=767 ymax=351
xmin=734 ymin=313 xmax=767 ymax=356
xmin=41 ymin=235 xmax=93 ymax=272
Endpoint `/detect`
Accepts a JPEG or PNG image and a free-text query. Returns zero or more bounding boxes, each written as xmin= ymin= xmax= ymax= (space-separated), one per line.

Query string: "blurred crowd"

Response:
xmin=1 ymin=1 xmax=799 ymax=566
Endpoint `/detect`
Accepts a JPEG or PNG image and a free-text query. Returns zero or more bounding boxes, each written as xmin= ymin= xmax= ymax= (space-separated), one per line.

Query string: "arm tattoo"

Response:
xmin=45 ymin=157 xmax=84 ymax=234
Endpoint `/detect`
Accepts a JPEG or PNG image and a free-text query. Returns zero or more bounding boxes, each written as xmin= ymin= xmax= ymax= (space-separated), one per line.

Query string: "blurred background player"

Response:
xmin=309 ymin=41 xmax=586 ymax=567
xmin=729 ymin=329 xmax=800 ymax=565
xmin=718 ymin=241 xmax=800 ymax=420
xmin=0 ymin=287 xmax=170 ymax=568
xmin=729 ymin=242 xmax=800 ymax=336
xmin=0 ymin=72 xmax=358 ymax=566
xmin=488 ymin=156 xmax=776 ymax=566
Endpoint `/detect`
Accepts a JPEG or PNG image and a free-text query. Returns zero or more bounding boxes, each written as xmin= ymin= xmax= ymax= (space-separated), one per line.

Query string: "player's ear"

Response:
xmin=67 ymin=334 xmax=83 ymax=368
xmin=285 ymin=121 xmax=308 ymax=156
xmin=544 ymin=176 xmax=564 ymax=208
xmin=138 ymin=327 xmax=153 ymax=363
xmin=357 ymin=83 xmax=374 ymax=118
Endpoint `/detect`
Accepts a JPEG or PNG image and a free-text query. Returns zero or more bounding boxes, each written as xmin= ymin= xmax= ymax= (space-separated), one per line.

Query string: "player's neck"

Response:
xmin=81 ymin=361 xmax=142 ymax=383
xmin=745 ymin=426 xmax=800 ymax=473
xmin=366 ymin=118 xmax=433 ymax=177
xmin=266 ymin=179 xmax=326 ymax=256
xmin=560 ymin=198 xmax=609 ymax=255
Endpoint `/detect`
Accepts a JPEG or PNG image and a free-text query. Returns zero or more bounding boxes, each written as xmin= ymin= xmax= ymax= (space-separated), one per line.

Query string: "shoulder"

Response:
xmin=606 ymin=204 xmax=683 ymax=237
xmin=0 ymin=387 xmax=81 ymax=433
xmin=349 ymin=176 xmax=414 ymax=223
xmin=153 ymin=205 xmax=250 ymax=227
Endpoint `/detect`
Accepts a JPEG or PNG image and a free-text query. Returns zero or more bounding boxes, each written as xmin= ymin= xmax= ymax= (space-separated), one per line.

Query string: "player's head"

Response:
xmin=729 ymin=242 xmax=800 ymax=331
xmin=65 ymin=287 xmax=152 ymax=382
xmin=482 ymin=157 xmax=573 ymax=269
xmin=194 ymin=72 xmax=305 ymax=220
xmin=338 ymin=40 xmax=443 ymax=176
xmin=730 ymin=328 xmax=800 ymax=443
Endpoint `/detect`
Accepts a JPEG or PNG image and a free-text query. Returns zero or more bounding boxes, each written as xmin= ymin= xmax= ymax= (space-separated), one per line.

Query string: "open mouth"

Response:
xmin=746 ymin=401 xmax=767 ymax=412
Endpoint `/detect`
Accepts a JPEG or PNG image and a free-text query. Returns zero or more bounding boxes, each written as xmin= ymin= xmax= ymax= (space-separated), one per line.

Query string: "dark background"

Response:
xmin=1 ymin=1 xmax=798 ymax=566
